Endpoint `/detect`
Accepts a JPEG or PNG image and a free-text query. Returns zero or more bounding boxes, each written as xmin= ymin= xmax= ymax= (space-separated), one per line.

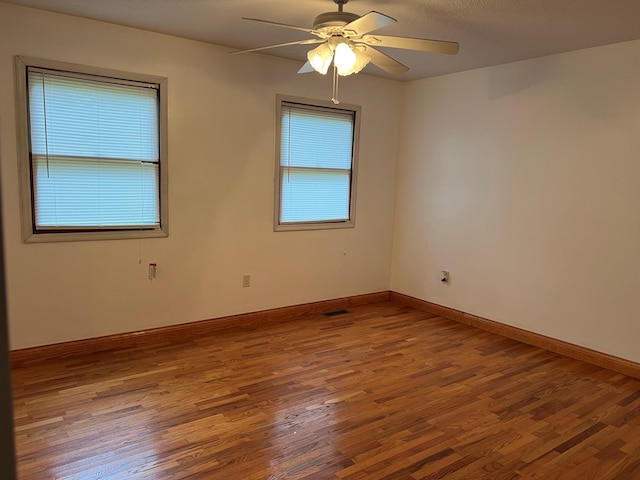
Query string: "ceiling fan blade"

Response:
xmin=230 ymin=39 xmax=323 ymax=55
xmin=298 ymin=61 xmax=316 ymax=74
xmin=364 ymin=46 xmax=409 ymax=75
xmin=343 ymin=11 xmax=396 ymax=36
xmin=361 ymin=34 xmax=460 ymax=55
xmin=242 ymin=17 xmax=321 ymax=37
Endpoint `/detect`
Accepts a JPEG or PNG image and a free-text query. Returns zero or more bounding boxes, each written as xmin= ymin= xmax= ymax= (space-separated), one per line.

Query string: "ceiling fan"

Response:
xmin=231 ymin=0 xmax=460 ymax=102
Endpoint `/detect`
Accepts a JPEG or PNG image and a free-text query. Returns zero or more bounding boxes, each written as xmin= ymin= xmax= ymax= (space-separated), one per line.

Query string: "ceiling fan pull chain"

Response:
xmin=331 ymin=65 xmax=340 ymax=104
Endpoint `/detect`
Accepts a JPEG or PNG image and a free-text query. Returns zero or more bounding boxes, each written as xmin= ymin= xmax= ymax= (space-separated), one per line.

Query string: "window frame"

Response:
xmin=14 ymin=56 xmax=169 ymax=243
xmin=274 ymin=94 xmax=360 ymax=232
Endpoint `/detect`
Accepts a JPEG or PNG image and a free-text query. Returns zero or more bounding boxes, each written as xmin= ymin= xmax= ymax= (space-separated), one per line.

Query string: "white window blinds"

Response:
xmin=279 ymin=102 xmax=355 ymax=225
xmin=27 ymin=68 xmax=160 ymax=230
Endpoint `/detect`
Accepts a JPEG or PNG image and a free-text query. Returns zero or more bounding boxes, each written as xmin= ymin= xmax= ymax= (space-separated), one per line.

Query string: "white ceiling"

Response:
xmin=3 ymin=0 xmax=640 ymax=81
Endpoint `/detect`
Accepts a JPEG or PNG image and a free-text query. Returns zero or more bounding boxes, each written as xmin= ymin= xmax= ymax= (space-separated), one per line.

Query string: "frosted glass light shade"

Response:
xmin=338 ymin=45 xmax=370 ymax=76
xmin=307 ymin=43 xmax=333 ymax=75
xmin=334 ymin=42 xmax=357 ymax=73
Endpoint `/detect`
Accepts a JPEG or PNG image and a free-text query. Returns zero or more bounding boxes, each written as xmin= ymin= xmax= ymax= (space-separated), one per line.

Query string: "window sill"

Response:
xmin=274 ymin=220 xmax=355 ymax=232
xmin=23 ymin=228 xmax=168 ymax=243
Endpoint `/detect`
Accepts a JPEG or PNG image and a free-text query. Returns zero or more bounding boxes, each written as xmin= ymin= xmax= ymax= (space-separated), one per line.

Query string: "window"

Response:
xmin=15 ymin=56 xmax=168 ymax=242
xmin=275 ymin=95 xmax=360 ymax=231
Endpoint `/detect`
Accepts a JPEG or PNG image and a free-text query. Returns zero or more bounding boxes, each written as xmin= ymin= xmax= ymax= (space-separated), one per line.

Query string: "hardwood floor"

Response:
xmin=12 ymin=302 xmax=640 ymax=479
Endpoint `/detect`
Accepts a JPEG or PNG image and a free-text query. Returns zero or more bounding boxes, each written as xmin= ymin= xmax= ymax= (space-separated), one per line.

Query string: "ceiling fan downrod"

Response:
xmin=333 ymin=0 xmax=348 ymax=13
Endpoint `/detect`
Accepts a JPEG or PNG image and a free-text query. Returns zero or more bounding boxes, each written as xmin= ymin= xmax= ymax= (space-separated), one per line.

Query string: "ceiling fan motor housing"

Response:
xmin=313 ymin=11 xmax=360 ymax=33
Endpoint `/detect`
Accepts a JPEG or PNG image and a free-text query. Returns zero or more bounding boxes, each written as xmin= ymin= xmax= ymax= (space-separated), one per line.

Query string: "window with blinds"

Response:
xmin=275 ymin=96 xmax=360 ymax=231
xmin=15 ymin=57 xmax=168 ymax=242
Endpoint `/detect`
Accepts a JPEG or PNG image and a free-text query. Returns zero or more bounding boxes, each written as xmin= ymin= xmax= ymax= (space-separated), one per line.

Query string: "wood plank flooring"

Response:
xmin=11 ymin=302 xmax=640 ymax=479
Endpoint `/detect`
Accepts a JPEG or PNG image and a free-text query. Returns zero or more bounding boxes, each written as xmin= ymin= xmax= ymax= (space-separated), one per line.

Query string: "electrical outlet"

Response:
xmin=242 ymin=274 xmax=251 ymax=288
xmin=149 ymin=263 xmax=157 ymax=280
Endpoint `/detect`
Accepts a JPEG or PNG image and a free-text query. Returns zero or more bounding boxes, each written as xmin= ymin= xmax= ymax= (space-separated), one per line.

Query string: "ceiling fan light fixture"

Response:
xmin=307 ymin=43 xmax=333 ymax=75
xmin=236 ymin=0 xmax=460 ymax=102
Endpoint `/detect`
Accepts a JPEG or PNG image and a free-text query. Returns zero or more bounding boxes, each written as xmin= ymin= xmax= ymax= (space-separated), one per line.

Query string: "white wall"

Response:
xmin=391 ymin=39 xmax=640 ymax=362
xmin=5 ymin=4 xmax=639 ymax=365
xmin=0 ymin=3 xmax=403 ymax=349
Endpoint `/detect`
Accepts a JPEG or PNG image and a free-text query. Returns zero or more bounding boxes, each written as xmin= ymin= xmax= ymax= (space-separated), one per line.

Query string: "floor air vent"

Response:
xmin=323 ymin=309 xmax=350 ymax=317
